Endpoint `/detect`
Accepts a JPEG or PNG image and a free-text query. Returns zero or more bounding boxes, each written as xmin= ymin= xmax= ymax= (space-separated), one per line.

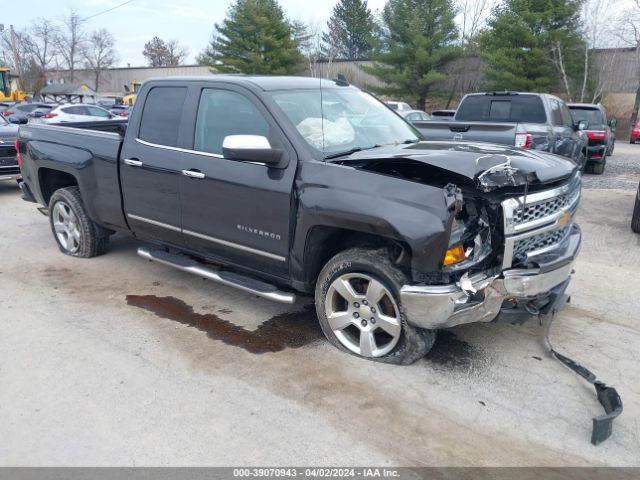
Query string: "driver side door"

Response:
xmin=176 ymin=84 xmax=298 ymax=278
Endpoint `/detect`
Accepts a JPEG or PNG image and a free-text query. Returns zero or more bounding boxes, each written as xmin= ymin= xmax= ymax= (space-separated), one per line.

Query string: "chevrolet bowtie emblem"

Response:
xmin=558 ymin=211 xmax=573 ymax=226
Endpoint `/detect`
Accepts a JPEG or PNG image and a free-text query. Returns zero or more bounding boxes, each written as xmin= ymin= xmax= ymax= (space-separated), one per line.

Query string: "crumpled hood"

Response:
xmin=339 ymin=141 xmax=577 ymax=191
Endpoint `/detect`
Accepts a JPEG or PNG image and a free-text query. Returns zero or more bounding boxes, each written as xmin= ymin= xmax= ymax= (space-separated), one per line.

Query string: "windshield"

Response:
xmin=270 ymin=89 xmax=419 ymax=157
xmin=569 ymin=107 xmax=605 ymax=127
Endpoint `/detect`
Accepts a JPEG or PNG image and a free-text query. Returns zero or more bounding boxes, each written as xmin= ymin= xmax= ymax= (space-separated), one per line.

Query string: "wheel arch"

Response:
xmin=38 ymin=168 xmax=79 ymax=206
xmin=299 ymin=225 xmax=412 ymax=292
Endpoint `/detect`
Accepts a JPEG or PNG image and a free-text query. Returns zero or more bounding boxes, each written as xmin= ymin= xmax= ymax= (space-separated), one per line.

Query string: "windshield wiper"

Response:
xmin=401 ymin=138 xmax=420 ymax=144
xmin=323 ymin=145 xmax=381 ymax=160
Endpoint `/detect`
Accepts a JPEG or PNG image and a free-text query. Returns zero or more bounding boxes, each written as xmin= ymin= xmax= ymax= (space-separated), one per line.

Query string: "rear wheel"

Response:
xmin=630 ymin=139 xmax=635 ymax=144
xmin=315 ymin=247 xmax=436 ymax=365
xmin=632 ymin=185 xmax=640 ymax=233
xmin=592 ymin=161 xmax=605 ymax=175
xmin=49 ymin=186 xmax=109 ymax=258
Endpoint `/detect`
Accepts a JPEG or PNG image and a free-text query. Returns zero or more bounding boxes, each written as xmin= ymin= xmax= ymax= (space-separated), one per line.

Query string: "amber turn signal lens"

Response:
xmin=443 ymin=245 xmax=466 ymax=266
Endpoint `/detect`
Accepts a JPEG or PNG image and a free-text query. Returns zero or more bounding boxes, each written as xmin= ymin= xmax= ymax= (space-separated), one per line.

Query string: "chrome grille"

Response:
xmin=501 ymin=175 xmax=581 ymax=269
xmin=512 ymin=225 xmax=570 ymax=263
xmin=512 ymin=187 xmax=580 ymax=225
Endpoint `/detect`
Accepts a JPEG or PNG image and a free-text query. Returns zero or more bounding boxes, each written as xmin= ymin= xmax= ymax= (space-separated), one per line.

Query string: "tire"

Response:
xmin=630 ymin=139 xmax=635 ymax=144
xmin=577 ymin=151 xmax=586 ymax=172
xmin=608 ymin=142 xmax=615 ymax=156
xmin=315 ymin=247 xmax=436 ymax=365
xmin=632 ymin=186 xmax=640 ymax=233
xmin=592 ymin=161 xmax=605 ymax=175
xmin=49 ymin=186 xmax=109 ymax=258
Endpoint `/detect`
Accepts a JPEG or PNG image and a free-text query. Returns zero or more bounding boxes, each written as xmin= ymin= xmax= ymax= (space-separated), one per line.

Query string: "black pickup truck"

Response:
xmin=18 ymin=76 xmax=583 ymax=364
xmin=415 ymin=92 xmax=587 ymax=169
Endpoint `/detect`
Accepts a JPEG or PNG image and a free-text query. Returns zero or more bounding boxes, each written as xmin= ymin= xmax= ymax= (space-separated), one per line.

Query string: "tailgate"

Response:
xmin=414 ymin=120 xmax=518 ymax=146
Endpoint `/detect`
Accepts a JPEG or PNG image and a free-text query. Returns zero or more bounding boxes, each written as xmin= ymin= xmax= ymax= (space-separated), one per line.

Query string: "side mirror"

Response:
xmin=8 ymin=116 xmax=27 ymax=125
xmin=609 ymin=118 xmax=617 ymax=130
xmin=577 ymin=120 xmax=588 ymax=131
xmin=222 ymin=135 xmax=285 ymax=167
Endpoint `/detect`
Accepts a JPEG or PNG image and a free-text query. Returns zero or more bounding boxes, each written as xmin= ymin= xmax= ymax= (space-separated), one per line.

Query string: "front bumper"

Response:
xmin=400 ymin=224 xmax=581 ymax=330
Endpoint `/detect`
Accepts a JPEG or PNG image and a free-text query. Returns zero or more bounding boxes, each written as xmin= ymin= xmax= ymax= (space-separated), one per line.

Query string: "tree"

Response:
xmin=83 ymin=29 xmax=117 ymax=92
xmin=292 ymin=20 xmax=323 ymax=77
xmin=363 ymin=0 xmax=460 ymax=109
xmin=55 ymin=9 xmax=85 ymax=82
xmin=579 ymin=0 xmax=618 ymax=102
xmin=197 ymin=0 xmax=301 ymax=74
xmin=457 ymin=0 xmax=491 ymax=49
xmin=165 ymin=39 xmax=188 ymax=66
xmin=143 ymin=36 xmax=169 ymax=67
xmin=321 ymin=0 xmax=378 ymax=59
xmin=25 ymin=18 xmax=57 ymax=70
xmin=616 ymin=1 xmax=640 ymax=132
xmin=479 ymin=0 xmax=585 ymax=97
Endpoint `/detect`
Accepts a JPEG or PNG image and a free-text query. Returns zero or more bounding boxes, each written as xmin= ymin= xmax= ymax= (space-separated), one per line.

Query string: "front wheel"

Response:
xmin=315 ymin=248 xmax=436 ymax=365
xmin=49 ymin=186 xmax=109 ymax=258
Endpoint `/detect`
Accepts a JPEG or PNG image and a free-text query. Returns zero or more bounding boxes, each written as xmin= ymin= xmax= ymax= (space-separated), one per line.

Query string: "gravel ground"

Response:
xmin=0 ymin=144 xmax=638 ymax=466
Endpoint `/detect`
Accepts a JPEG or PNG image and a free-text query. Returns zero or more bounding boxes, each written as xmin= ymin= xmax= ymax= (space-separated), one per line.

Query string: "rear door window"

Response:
xmin=455 ymin=95 xmax=547 ymax=123
xmin=63 ymin=106 xmax=87 ymax=115
xmin=550 ymin=99 xmax=563 ymax=126
xmin=138 ymin=86 xmax=187 ymax=147
xmin=87 ymin=106 xmax=111 ymax=118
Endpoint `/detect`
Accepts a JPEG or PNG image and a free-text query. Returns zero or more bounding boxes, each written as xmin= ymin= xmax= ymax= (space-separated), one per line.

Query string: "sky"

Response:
xmin=0 ymin=0 xmax=389 ymax=67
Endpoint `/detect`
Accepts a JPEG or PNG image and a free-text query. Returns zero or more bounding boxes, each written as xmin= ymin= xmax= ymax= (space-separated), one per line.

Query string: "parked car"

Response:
xmin=633 ymin=181 xmax=640 ymax=233
xmin=399 ymin=110 xmax=432 ymax=122
xmin=109 ymin=105 xmax=132 ymax=117
xmin=568 ymin=103 xmax=615 ymax=174
xmin=27 ymin=105 xmax=56 ymax=120
xmin=431 ymin=109 xmax=456 ymax=120
xmin=385 ymin=101 xmax=412 ymax=112
xmin=414 ymin=92 xmax=587 ymax=169
xmin=18 ymin=76 xmax=582 ymax=365
xmin=2 ymin=102 xmax=52 ymax=124
xmin=39 ymin=104 xmax=116 ymax=123
xmin=630 ymin=121 xmax=640 ymax=144
xmin=0 ymin=102 xmax=14 ymax=114
xmin=0 ymin=114 xmax=20 ymax=182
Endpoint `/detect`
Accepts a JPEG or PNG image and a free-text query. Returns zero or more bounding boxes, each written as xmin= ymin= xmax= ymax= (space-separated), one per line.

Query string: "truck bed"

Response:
xmin=19 ymin=121 xmax=126 ymax=230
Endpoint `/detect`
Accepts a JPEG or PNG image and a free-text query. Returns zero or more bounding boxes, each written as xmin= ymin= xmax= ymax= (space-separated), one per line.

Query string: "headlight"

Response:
xmin=442 ymin=197 xmax=492 ymax=270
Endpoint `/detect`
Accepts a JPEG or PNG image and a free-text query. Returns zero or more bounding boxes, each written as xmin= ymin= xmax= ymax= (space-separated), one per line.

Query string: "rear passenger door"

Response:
xmin=176 ymin=83 xmax=297 ymax=278
xmin=549 ymin=98 xmax=575 ymax=159
xmin=119 ymin=85 xmax=188 ymax=246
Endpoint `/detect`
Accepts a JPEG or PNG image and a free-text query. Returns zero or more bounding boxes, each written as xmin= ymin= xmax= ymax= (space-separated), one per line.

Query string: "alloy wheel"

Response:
xmin=324 ymin=273 xmax=402 ymax=357
xmin=52 ymin=201 xmax=81 ymax=253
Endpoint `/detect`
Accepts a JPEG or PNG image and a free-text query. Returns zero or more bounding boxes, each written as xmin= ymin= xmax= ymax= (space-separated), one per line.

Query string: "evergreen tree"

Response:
xmin=322 ymin=0 xmax=378 ymax=59
xmin=479 ymin=0 xmax=585 ymax=95
xmin=197 ymin=0 xmax=301 ymax=74
xmin=362 ymin=0 xmax=460 ymax=109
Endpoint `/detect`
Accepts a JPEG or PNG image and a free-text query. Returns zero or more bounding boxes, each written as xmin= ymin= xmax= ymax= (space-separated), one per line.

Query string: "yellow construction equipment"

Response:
xmin=0 ymin=67 xmax=28 ymax=102
xmin=122 ymin=81 xmax=142 ymax=105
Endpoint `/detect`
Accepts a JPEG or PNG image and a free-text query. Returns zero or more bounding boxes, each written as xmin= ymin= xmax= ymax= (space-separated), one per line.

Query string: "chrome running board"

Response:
xmin=137 ymin=247 xmax=296 ymax=304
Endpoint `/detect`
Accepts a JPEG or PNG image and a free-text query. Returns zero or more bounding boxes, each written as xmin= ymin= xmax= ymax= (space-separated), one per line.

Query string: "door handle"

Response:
xmin=124 ymin=158 xmax=142 ymax=167
xmin=181 ymin=169 xmax=205 ymax=179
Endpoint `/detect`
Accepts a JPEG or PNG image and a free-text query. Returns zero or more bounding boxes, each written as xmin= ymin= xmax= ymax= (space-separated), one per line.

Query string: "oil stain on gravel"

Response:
xmin=126 ymin=295 xmax=322 ymax=353
xmin=425 ymin=330 xmax=483 ymax=370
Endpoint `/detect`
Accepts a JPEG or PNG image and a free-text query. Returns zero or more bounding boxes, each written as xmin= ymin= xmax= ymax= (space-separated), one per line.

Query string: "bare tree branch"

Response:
xmin=83 ymin=29 xmax=117 ymax=92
